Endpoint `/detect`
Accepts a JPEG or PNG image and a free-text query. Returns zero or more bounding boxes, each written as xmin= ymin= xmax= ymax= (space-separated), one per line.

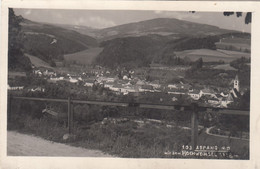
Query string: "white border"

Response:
xmin=1 ymin=1 xmax=260 ymax=169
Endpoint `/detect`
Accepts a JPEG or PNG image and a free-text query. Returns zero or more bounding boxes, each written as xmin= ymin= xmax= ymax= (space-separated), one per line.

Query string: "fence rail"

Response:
xmin=8 ymin=95 xmax=249 ymax=149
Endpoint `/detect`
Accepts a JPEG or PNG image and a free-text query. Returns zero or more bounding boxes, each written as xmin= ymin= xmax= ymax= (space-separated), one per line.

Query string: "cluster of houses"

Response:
xmin=85 ymin=74 xmax=242 ymax=108
xmin=9 ymin=66 xmax=243 ymax=108
xmin=165 ymin=75 xmax=241 ymax=107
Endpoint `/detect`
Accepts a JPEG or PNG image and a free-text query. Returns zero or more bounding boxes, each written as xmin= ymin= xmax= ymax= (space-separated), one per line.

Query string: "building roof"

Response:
xmin=201 ymin=88 xmax=215 ymax=94
xmin=189 ymin=89 xmax=200 ymax=94
xmin=141 ymin=85 xmax=154 ymax=90
xmin=235 ymin=74 xmax=239 ymax=81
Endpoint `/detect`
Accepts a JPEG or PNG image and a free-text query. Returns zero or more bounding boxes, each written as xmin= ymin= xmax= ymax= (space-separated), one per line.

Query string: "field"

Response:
xmin=212 ymin=64 xmax=237 ymax=71
xmin=215 ymin=37 xmax=250 ymax=52
xmin=25 ymin=53 xmax=54 ymax=69
xmin=64 ymin=47 xmax=103 ymax=65
xmin=217 ymin=49 xmax=251 ymax=58
xmin=175 ymin=49 xmax=250 ymax=63
xmin=221 ymin=37 xmax=250 ymax=44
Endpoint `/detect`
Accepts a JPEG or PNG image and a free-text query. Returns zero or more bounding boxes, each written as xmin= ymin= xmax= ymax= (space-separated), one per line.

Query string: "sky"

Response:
xmin=14 ymin=9 xmax=251 ymax=32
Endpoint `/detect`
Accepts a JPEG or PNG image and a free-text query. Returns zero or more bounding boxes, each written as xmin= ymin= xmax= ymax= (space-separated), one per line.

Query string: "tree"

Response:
xmin=190 ymin=11 xmax=251 ymax=24
xmin=223 ymin=12 xmax=251 ymax=24
xmin=8 ymin=8 xmax=31 ymax=71
xmin=192 ymin=58 xmax=203 ymax=70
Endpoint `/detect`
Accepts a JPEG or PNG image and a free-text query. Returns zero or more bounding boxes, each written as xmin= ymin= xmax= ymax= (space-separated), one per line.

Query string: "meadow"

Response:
xmin=25 ymin=53 xmax=54 ymax=69
xmin=64 ymin=47 xmax=103 ymax=65
xmin=175 ymin=49 xmax=250 ymax=63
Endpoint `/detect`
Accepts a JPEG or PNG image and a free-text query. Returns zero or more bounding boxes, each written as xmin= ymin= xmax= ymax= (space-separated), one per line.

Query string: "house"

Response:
xmin=84 ymin=79 xmax=95 ymax=87
xmin=220 ymin=98 xmax=231 ymax=108
xmin=29 ymin=87 xmax=45 ymax=92
xmin=50 ymin=76 xmax=64 ymax=81
xmin=104 ymin=82 xmax=114 ymax=89
xmin=33 ymin=70 xmax=42 ymax=76
xmin=199 ymin=88 xmax=216 ymax=98
xmin=136 ymin=80 xmax=146 ymax=86
xmin=139 ymin=85 xmax=154 ymax=92
xmin=220 ymin=92 xmax=228 ymax=97
xmin=109 ymin=84 xmax=122 ymax=92
xmin=172 ymin=97 xmax=178 ymax=102
xmin=8 ymin=85 xmax=24 ymax=90
xmin=149 ymin=80 xmax=161 ymax=89
xmin=223 ymin=75 xmax=242 ymax=106
xmin=234 ymin=75 xmax=240 ymax=92
xmin=188 ymin=89 xmax=200 ymax=100
xmin=208 ymin=97 xmax=220 ymax=105
xmin=69 ymin=77 xmax=78 ymax=83
xmin=168 ymin=89 xmax=187 ymax=95
xmin=43 ymin=69 xmax=56 ymax=76
xmin=231 ymin=88 xmax=241 ymax=99
xmin=123 ymin=75 xmax=130 ymax=80
xmin=168 ymin=84 xmax=177 ymax=89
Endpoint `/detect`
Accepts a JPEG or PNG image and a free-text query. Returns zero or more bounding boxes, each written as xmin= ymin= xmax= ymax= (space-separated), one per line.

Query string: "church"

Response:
xmin=227 ymin=75 xmax=241 ymax=103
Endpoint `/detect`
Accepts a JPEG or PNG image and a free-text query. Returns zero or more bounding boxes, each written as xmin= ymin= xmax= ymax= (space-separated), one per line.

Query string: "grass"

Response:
xmin=7 ymin=98 xmax=249 ymax=159
xmin=64 ymin=47 xmax=103 ymax=65
xmin=217 ymin=49 xmax=250 ymax=58
xmin=8 ymin=71 xmax=27 ymax=77
xmin=7 ymin=112 xmax=249 ymax=159
xmin=176 ymin=49 xmax=232 ymax=62
xmin=213 ymin=64 xmax=237 ymax=71
xmin=25 ymin=53 xmax=54 ymax=69
xmin=175 ymin=49 xmax=250 ymax=63
xmin=197 ymin=130 xmax=249 ymax=159
xmin=221 ymin=37 xmax=250 ymax=45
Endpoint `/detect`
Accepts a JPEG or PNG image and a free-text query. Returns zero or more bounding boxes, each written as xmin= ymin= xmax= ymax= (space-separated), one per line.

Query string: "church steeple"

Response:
xmin=234 ymin=75 xmax=239 ymax=92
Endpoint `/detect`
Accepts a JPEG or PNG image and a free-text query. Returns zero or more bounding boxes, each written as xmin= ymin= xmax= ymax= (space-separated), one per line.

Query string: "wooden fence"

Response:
xmin=7 ymin=95 xmax=249 ymax=149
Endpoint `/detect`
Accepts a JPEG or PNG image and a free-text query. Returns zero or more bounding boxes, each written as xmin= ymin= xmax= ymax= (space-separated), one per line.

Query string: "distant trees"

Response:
xmin=165 ymin=36 xmax=218 ymax=52
xmin=192 ymin=58 xmax=203 ymax=70
xmin=96 ymin=37 xmax=153 ymax=69
xmin=223 ymin=12 xmax=251 ymax=24
xmin=230 ymin=57 xmax=250 ymax=70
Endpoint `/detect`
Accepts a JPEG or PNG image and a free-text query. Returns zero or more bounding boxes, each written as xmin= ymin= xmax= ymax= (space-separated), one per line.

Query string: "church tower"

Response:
xmin=234 ymin=75 xmax=239 ymax=92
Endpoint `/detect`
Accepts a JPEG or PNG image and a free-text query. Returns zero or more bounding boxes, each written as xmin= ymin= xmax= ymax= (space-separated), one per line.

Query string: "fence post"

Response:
xmin=68 ymin=96 xmax=71 ymax=134
xmin=71 ymin=102 xmax=74 ymax=134
xmin=191 ymin=103 xmax=199 ymax=150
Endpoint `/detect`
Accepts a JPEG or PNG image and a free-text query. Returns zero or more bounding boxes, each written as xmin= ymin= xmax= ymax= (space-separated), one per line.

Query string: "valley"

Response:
xmin=7 ymin=9 xmax=251 ymax=159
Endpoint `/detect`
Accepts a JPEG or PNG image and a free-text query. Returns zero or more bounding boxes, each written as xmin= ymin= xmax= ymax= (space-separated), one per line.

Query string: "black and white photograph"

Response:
xmin=1 ymin=1 xmax=260 ymax=169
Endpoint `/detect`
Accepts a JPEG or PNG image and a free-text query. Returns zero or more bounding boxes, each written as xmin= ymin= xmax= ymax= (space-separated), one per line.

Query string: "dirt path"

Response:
xmin=7 ymin=131 xmax=112 ymax=157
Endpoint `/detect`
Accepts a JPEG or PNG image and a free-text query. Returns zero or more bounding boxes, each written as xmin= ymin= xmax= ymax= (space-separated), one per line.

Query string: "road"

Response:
xmin=7 ymin=131 xmax=112 ymax=157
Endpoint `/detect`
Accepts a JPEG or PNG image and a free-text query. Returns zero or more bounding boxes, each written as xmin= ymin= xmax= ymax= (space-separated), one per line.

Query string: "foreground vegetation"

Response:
xmin=7 ymin=99 xmax=249 ymax=159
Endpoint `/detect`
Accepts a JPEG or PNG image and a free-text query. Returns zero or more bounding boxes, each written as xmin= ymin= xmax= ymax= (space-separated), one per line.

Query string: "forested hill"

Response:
xmin=95 ymin=32 xmax=250 ymax=68
xmin=19 ymin=17 xmax=98 ymax=65
xmin=95 ymin=18 xmax=234 ymax=41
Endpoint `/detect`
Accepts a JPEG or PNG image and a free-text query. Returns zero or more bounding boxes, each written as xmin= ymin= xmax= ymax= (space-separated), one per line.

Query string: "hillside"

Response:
xmin=95 ymin=36 xmax=160 ymax=69
xmin=20 ymin=18 xmax=98 ymax=65
xmin=52 ymin=23 xmax=98 ymax=38
xmin=64 ymin=47 xmax=104 ymax=65
xmin=95 ymin=32 xmax=250 ymax=68
xmin=95 ymin=18 xmax=234 ymax=41
xmin=25 ymin=53 xmax=54 ymax=69
xmin=14 ymin=16 xmax=250 ymax=69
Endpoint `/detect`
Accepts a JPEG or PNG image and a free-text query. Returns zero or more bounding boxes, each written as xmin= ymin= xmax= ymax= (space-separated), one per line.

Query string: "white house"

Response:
xmin=69 ymin=77 xmax=78 ymax=83
xmin=208 ymin=98 xmax=220 ymax=105
xmin=104 ymin=82 xmax=114 ymax=89
xmin=84 ymin=79 xmax=95 ymax=87
xmin=188 ymin=90 xmax=200 ymax=100
xmin=199 ymin=88 xmax=216 ymax=98
xmin=30 ymin=87 xmax=45 ymax=92
xmin=8 ymin=85 xmax=24 ymax=90
xmin=149 ymin=80 xmax=161 ymax=89
xmin=168 ymin=84 xmax=177 ymax=89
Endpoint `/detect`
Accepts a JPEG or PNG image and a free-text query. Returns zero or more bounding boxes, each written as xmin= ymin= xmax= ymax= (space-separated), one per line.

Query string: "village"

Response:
xmin=8 ymin=64 xmax=245 ymax=108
